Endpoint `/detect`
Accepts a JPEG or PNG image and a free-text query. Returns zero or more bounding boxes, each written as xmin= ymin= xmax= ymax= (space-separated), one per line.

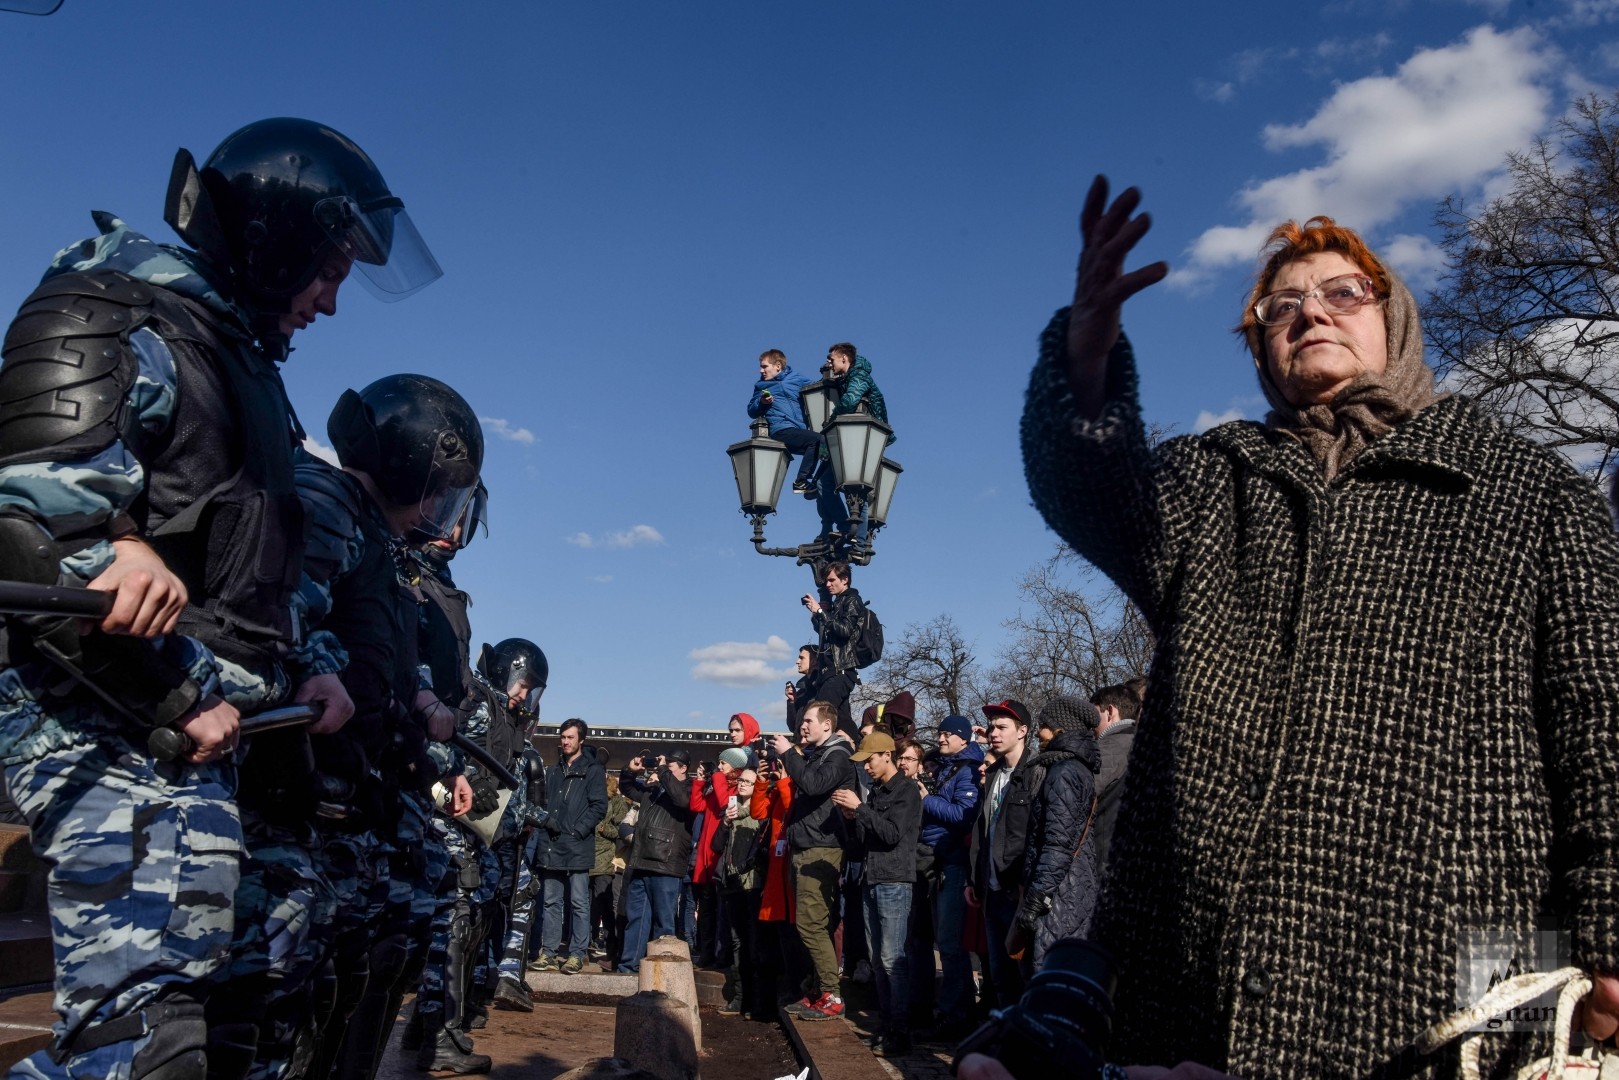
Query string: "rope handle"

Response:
xmin=1418 ymin=966 xmax=1597 ymax=1080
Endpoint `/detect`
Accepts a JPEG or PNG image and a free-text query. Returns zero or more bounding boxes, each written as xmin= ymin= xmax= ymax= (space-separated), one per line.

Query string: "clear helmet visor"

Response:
xmin=455 ymin=483 xmax=489 ymax=550
xmin=414 ymin=470 xmax=478 ymax=541
xmin=507 ymin=676 xmax=543 ymax=719
xmin=314 ymin=196 xmax=442 ymax=302
xmin=0 ymin=1 xmax=63 ymax=11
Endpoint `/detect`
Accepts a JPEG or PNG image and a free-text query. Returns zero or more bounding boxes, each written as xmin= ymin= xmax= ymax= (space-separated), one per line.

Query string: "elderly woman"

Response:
xmin=1016 ymin=180 xmax=1619 ymax=1079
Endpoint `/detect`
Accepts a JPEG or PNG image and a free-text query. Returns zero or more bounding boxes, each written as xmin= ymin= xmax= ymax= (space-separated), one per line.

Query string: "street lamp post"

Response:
xmin=726 ymin=410 xmax=901 ymax=575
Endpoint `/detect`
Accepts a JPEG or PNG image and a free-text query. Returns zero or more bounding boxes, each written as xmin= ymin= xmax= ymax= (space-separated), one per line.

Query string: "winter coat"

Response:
xmin=747 ymin=365 xmax=812 ymax=435
xmin=852 ymin=770 xmax=922 ymax=885
xmin=1019 ymin=728 xmax=1100 ymax=966
xmin=780 ymin=732 xmax=857 ymax=851
xmin=1020 ymin=322 xmax=1619 ymax=1080
xmin=627 ymin=765 xmax=696 ymax=878
xmin=829 ymin=354 xmax=894 ymax=442
xmin=1092 ymin=719 xmax=1135 ymax=872
xmin=718 ymin=812 xmax=766 ymax=895
xmin=592 ymin=793 xmax=631 ymax=876
xmin=750 ymin=771 xmax=794 ymax=922
xmin=920 ymin=741 xmax=983 ymax=866
xmin=535 ymin=750 xmax=608 ymax=873
xmin=811 ymin=587 xmax=866 ymax=676
xmin=968 ymin=736 xmax=1040 ymax=895
xmin=692 ymin=715 xmax=760 ymax=885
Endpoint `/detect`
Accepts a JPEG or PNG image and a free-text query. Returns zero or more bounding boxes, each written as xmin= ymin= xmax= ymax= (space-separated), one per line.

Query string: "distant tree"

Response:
xmin=856 ymin=614 xmax=982 ymax=739
xmin=981 ymin=547 xmax=1153 ymax=710
xmin=1425 ymin=93 xmax=1619 ymax=476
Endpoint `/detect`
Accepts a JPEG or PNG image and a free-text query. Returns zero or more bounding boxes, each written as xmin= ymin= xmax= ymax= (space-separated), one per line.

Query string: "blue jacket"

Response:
xmin=920 ymin=741 xmax=983 ymax=864
xmin=747 ymin=365 xmax=811 ymax=435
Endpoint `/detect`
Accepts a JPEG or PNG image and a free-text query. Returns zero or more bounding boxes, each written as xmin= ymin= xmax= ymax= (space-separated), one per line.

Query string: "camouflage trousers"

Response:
xmin=415 ymin=820 xmax=489 ymax=1018
xmin=5 ymin=728 xmax=241 ymax=1080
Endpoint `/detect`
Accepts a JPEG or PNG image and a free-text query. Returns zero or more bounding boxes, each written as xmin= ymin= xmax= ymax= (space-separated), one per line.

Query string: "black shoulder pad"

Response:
xmin=295 ymin=459 xmax=364 ymax=574
xmin=0 ymin=271 xmax=154 ymax=467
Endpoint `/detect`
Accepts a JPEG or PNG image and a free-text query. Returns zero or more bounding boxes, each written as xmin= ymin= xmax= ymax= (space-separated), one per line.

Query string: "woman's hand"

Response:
xmin=1064 ymin=176 xmax=1169 ymax=418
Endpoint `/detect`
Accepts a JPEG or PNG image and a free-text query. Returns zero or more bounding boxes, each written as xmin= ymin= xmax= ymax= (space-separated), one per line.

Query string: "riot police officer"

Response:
xmin=292 ymin=374 xmax=482 ymax=1080
xmin=417 ymin=638 xmax=547 ymax=1074
xmin=0 ymin=118 xmax=439 ymax=1080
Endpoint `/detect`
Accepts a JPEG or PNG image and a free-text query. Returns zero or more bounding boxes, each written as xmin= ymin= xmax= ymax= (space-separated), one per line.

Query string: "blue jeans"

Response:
xmin=540 ymin=869 xmax=590 ymax=960
xmin=863 ymin=882 xmax=913 ymax=1032
xmin=934 ymin=861 xmax=972 ymax=1020
xmin=617 ymin=872 xmax=680 ymax=973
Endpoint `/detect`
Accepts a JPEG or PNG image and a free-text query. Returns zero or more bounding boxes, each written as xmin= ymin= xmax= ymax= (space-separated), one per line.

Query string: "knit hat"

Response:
xmin=1036 ymin=696 xmax=1098 ymax=735
xmin=718 ymin=747 xmax=750 ymax=771
xmin=938 ymin=715 xmax=973 ymax=743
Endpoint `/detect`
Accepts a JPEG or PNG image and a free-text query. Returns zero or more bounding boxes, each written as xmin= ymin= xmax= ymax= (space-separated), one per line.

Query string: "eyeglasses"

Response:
xmin=1253 ymin=274 xmax=1378 ymax=326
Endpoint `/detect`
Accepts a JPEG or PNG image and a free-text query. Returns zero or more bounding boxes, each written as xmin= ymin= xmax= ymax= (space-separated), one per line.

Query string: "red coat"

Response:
xmin=692 ymin=713 xmax=761 ymax=886
xmin=752 ymin=772 xmax=795 ymax=922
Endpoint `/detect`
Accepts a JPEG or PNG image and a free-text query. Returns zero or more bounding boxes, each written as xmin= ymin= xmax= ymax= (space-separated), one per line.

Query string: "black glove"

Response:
xmin=543 ymin=815 xmax=563 ymax=836
xmin=469 ymin=771 xmax=500 ymax=816
xmin=1016 ymin=889 xmax=1053 ymax=932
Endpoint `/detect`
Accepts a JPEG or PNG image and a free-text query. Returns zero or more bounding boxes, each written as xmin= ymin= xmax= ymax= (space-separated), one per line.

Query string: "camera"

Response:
xmin=951 ymin=938 xmax=1116 ymax=1079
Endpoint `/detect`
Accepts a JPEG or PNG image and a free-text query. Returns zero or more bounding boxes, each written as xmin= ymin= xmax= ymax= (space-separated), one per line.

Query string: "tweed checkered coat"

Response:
xmin=1020 ymin=316 xmax=1619 ymax=1080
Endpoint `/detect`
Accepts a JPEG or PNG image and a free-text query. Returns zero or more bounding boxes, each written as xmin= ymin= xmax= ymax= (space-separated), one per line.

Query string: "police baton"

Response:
xmin=450 ymin=732 xmax=521 ymax=790
xmin=0 ymin=581 xmax=114 ymax=620
xmin=149 ymin=705 xmax=321 ymax=763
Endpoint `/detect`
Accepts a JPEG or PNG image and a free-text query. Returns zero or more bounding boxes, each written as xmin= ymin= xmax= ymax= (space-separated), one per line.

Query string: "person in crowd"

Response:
xmin=717 ymin=765 xmax=769 ymax=1019
xmin=802 ymin=561 xmax=867 ymax=738
xmin=748 ymin=348 xmax=847 ymax=536
xmin=894 ymin=738 xmax=937 ymax=1029
xmin=967 ymin=700 xmax=1037 ymax=1007
xmin=1018 ymin=178 xmax=1619 ymax=1077
xmin=1088 ymin=682 xmax=1139 ymax=871
xmin=834 ymin=730 xmax=923 ymax=1057
xmin=785 ymin=644 xmax=823 ymax=729
xmin=880 ymin=691 xmax=917 ymax=741
xmin=770 ymin=701 xmax=858 ymax=1020
xmin=1013 ymin=697 xmax=1101 ymax=971
xmin=532 ymin=718 xmax=607 ymax=976
xmin=692 ymin=716 xmax=761 ymax=967
xmin=914 ymin=716 xmax=982 ymax=1034
xmin=751 ymin=747 xmax=808 ymax=1008
xmin=617 ymin=750 xmax=696 ymax=974
xmin=591 ymin=767 xmax=631 ymax=967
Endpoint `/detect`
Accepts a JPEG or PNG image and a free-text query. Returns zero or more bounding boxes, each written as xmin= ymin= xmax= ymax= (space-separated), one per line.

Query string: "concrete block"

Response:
xmin=637 ymin=935 xmax=700 ymax=1054
xmin=526 ymin=968 xmax=638 ymax=1001
xmin=614 ymin=990 xmax=698 ymax=1080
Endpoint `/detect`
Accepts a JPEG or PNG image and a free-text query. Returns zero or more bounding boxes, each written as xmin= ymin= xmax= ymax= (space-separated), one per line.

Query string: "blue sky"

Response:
xmin=1 ymin=1 xmax=1614 ymax=731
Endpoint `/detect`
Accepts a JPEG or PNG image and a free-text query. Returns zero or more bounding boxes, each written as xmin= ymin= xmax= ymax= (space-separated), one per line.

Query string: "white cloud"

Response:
xmin=689 ymin=635 xmax=795 ymax=687
xmin=688 ymin=710 xmax=705 ymax=720
xmin=1194 ymin=407 xmax=1249 ymax=432
xmin=301 ymin=435 xmax=340 ymax=465
xmin=606 ymin=524 xmax=664 ymax=549
xmin=480 ymin=416 xmax=535 ymax=445
xmin=1381 ymin=233 xmax=1449 ymax=291
xmin=1174 ymin=26 xmax=1557 ymax=285
xmin=589 ymin=574 xmax=613 ymax=583
xmin=566 ymin=532 xmax=595 ymax=548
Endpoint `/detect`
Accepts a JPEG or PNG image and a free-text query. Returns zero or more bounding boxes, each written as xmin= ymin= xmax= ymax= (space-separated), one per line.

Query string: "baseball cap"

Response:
xmin=851 ymin=731 xmax=897 ymax=762
xmin=665 ymin=749 xmax=692 ymax=766
xmin=981 ymin=700 xmax=1031 ymax=728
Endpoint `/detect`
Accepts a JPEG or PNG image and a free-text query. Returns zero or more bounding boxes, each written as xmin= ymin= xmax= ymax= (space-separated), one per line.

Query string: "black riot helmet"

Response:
xmin=328 ymin=374 xmax=484 ymax=540
xmin=477 ymin=638 xmax=549 ymax=717
xmin=163 ymin=117 xmax=441 ymax=315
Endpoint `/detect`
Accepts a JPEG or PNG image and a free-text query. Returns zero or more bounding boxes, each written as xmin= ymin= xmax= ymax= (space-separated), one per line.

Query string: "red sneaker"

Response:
xmin=808 ymin=993 xmax=845 ymax=1020
xmin=783 ymin=995 xmax=825 ymax=1020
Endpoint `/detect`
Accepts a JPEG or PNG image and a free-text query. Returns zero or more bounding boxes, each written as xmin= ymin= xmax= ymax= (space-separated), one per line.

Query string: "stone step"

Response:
xmin=0 ymin=989 xmax=55 ymax=1073
xmin=694 ymin=968 xmax=727 ymax=1008
xmin=0 ymin=914 xmax=53 ymax=992
xmin=525 ymin=968 xmax=638 ymax=1003
xmin=779 ymin=1009 xmax=896 ymax=1080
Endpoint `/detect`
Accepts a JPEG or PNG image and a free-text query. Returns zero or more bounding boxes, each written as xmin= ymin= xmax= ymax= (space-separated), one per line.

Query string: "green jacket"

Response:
xmin=592 ymin=793 xmax=631 ymax=876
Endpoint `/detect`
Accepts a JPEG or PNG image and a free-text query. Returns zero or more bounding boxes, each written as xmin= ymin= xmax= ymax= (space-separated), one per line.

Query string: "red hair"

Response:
xmin=1237 ymin=216 xmax=1391 ymax=358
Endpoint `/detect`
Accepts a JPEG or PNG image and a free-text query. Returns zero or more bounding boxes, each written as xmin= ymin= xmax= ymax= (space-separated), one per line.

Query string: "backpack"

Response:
xmin=854 ymin=605 xmax=884 ymax=668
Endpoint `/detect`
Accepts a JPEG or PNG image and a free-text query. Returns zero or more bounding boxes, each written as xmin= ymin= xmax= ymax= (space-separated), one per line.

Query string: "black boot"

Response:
xmin=416 ymin=1027 xmax=491 ymax=1075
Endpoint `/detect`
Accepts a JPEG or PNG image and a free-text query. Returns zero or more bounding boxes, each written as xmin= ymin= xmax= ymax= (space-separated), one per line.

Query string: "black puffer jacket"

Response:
xmin=1020 ymin=727 xmax=1101 ymax=965
xmin=781 ymin=733 xmax=857 ymax=850
xmin=626 ymin=765 xmax=695 ymax=877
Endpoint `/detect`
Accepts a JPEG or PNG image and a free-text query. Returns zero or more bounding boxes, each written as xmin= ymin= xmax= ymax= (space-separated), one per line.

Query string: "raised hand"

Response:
xmin=1065 ymin=176 xmax=1169 ymax=418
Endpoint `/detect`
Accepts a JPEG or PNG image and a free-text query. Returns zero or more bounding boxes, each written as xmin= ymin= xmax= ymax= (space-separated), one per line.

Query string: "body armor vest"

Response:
xmin=416 ymin=560 xmax=474 ymax=708
xmin=473 ymin=679 xmax=525 ymax=773
xmin=132 ymin=282 xmax=305 ymax=671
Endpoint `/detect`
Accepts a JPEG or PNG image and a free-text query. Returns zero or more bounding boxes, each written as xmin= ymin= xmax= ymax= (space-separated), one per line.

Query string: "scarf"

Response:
xmin=1255 ymin=268 xmax=1440 ymax=481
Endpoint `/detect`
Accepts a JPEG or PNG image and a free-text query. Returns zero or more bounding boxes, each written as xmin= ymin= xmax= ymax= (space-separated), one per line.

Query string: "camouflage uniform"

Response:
xmin=0 ymin=216 xmax=336 ymax=1079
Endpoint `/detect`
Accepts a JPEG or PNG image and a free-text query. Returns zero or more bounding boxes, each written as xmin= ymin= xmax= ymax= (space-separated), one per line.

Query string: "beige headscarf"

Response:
xmin=1253 ymin=269 xmax=1440 ymax=481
